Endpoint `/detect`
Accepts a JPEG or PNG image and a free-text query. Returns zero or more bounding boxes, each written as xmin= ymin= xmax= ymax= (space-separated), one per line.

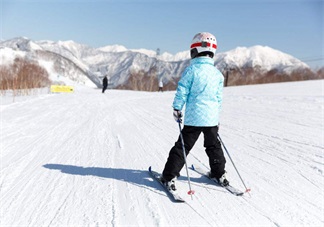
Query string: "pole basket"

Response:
xmin=187 ymin=190 xmax=195 ymax=195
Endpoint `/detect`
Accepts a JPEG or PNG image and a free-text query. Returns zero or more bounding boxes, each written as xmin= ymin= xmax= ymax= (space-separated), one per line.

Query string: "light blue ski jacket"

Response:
xmin=172 ymin=57 xmax=224 ymax=127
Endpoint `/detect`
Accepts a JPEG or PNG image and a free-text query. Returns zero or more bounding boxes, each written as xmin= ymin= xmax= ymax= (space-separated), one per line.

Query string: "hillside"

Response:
xmin=1 ymin=80 xmax=323 ymax=226
xmin=1 ymin=37 xmax=320 ymax=90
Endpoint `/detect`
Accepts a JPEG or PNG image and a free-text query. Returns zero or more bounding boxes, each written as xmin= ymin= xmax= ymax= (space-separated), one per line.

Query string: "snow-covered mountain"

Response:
xmin=0 ymin=37 xmax=314 ymax=89
xmin=215 ymin=45 xmax=308 ymax=73
xmin=0 ymin=37 xmax=102 ymax=87
xmin=98 ymin=44 xmax=189 ymax=61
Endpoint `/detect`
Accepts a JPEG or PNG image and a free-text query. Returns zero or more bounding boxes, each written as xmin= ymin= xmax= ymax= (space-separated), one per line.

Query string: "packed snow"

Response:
xmin=1 ymin=80 xmax=323 ymax=226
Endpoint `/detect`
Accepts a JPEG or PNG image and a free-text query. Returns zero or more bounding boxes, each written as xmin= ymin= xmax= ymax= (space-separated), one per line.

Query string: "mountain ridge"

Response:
xmin=0 ymin=37 xmax=317 ymax=89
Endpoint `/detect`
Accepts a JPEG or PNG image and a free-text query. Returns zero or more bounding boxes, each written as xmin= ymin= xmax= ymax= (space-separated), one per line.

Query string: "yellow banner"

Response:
xmin=50 ymin=85 xmax=74 ymax=93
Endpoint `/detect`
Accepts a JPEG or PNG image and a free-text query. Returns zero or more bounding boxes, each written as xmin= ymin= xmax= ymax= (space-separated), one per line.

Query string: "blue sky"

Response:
xmin=1 ymin=0 xmax=323 ymax=68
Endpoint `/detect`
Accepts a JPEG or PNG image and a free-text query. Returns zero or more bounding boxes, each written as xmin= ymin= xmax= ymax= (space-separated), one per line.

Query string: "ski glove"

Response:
xmin=173 ymin=109 xmax=183 ymax=123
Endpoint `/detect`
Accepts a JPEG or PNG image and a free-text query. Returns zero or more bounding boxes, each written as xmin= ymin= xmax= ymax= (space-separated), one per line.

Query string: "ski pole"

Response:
xmin=217 ymin=133 xmax=251 ymax=195
xmin=178 ymin=121 xmax=195 ymax=199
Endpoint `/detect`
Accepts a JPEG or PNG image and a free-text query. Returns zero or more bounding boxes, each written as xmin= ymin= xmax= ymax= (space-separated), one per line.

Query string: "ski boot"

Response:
xmin=209 ymin=172 xmax=230 ymax=186
xmin=161 ymin=176 xmax=177 ymax=191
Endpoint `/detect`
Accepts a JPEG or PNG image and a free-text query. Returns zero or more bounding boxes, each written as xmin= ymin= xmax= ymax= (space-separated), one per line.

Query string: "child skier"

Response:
xmin=161 ymin=32 xmax=228 ymax=191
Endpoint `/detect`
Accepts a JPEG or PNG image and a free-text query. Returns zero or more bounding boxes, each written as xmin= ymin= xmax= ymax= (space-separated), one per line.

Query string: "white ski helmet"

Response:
xmin=190 ymin=32 xmax=217 ymax=59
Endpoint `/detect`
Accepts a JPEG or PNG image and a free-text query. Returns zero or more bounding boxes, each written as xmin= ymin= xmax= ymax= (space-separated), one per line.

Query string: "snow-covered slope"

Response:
xmin=1 ymin=80 xmax=323 ymax=226
xmin=0 ymin=47 xmax=26 ymax=65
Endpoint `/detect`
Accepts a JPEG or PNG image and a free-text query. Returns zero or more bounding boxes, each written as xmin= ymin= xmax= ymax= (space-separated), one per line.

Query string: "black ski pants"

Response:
xmin=102 ymin=85 xmax=107 ymax=93
xmin=162 ymin=125 xmax=226 ymax=181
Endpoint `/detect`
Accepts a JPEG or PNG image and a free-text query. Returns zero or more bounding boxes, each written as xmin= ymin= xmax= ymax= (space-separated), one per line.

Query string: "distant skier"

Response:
xmin=161 ymin=32 xmax=228 ymax=191
xmin=158 ymin=79 xmax=163 ymax=92
xmin=102 ymin=76 xmax=108 ymax=93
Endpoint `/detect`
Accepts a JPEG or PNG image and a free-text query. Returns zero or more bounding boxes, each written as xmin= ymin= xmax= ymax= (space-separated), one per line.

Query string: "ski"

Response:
xmin=191 ymin=165 xmax=244 ymax=196
xmin=148 ymin=166 xmax=185 ymax=203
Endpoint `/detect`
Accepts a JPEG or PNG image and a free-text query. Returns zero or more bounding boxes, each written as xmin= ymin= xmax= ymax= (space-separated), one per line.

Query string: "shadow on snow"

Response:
xmin=43 ymin=164 xmax=166 ymax=196
xmin=43 ymin=164 xmax=226 ymax=198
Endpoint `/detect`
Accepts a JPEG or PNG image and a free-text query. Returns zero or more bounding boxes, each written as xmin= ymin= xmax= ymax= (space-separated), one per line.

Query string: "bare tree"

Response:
xmin=0 ymin=57 xmax=50 ymax=99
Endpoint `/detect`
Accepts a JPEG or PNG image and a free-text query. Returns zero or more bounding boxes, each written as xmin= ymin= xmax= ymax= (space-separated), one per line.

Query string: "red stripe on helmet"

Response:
xmin=190 ymin=42 xmax=217 ymax=49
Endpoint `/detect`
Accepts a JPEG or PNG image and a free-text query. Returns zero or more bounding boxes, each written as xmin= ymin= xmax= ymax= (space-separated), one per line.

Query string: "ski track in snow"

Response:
xmin=1 ymin=80 xmax=323 ymax=226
